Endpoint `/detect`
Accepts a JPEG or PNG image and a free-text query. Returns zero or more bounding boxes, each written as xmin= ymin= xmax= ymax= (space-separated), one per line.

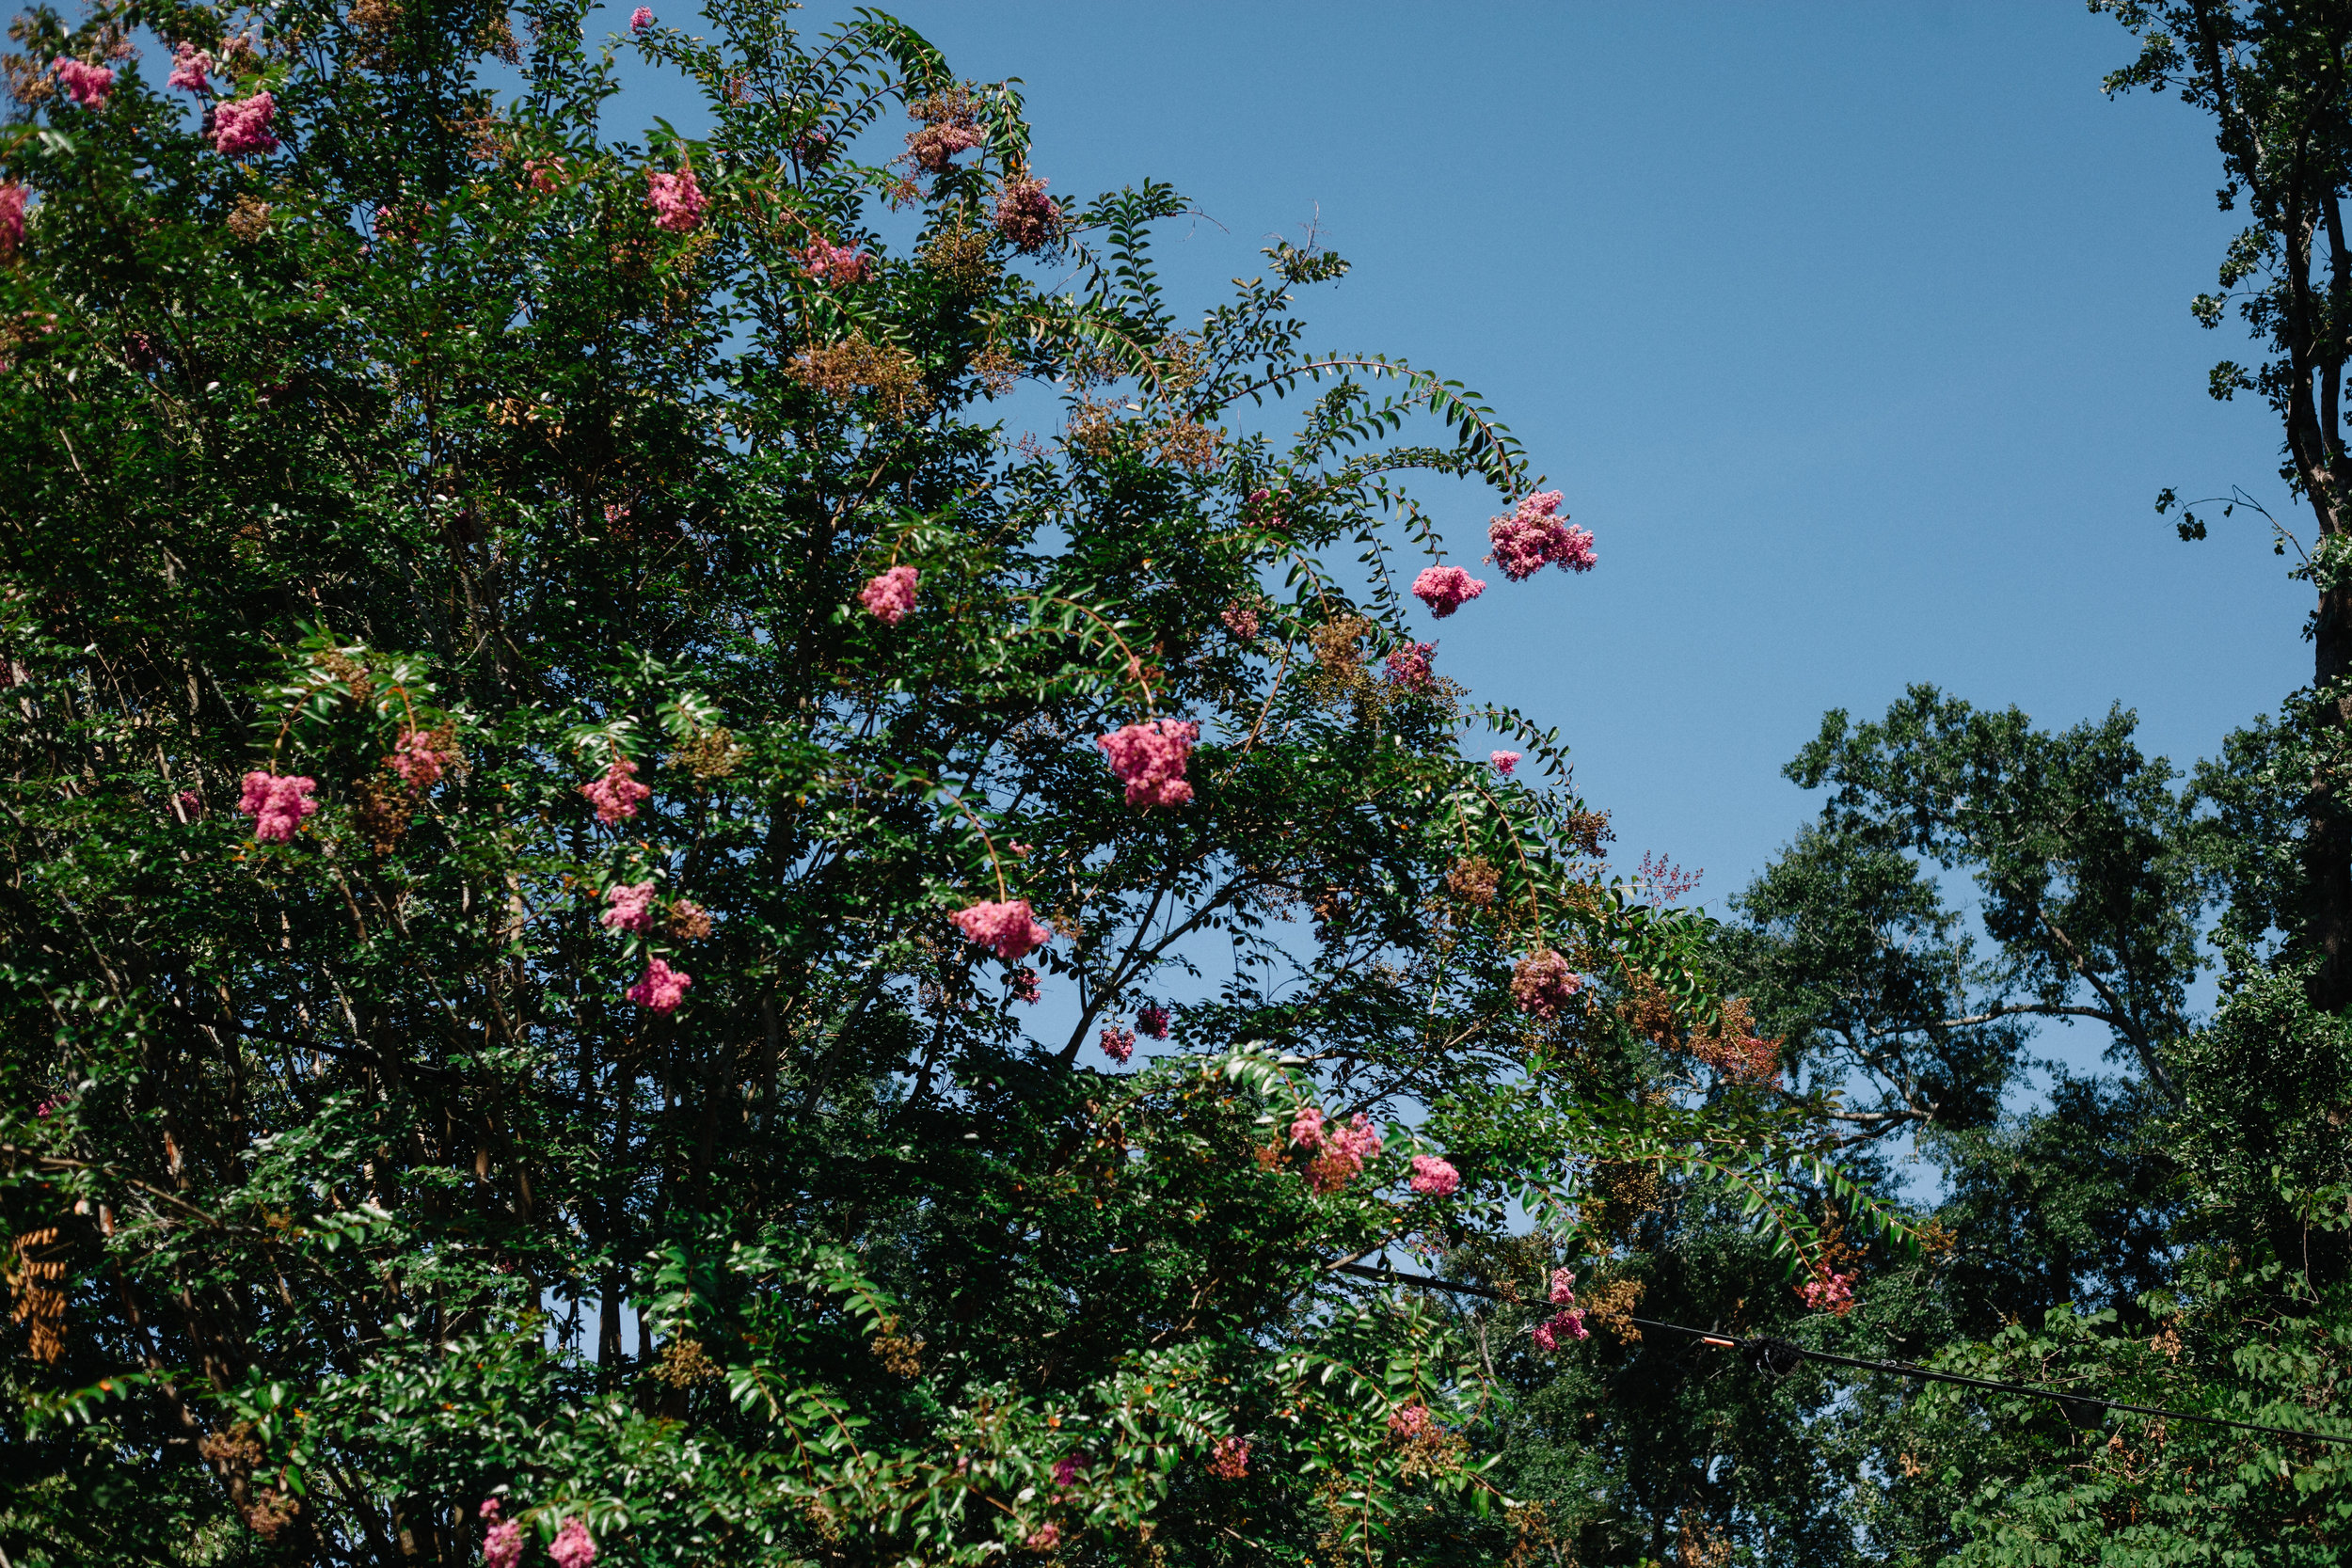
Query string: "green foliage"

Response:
xmin=0 ymin=4 xmax=1871 ymax=1565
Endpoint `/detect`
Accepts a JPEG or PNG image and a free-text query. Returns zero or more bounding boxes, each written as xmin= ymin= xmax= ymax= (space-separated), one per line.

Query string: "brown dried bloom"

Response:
xmin=315 ymin=648 xmax=373 ymax=703
xmin=1303 ymin=614 xmax=1375 ymax=706
xmin=198 ymin=1423 xmax=264 ymax=1471
xmin=350 ymin=774 xmax=413 ymax=853
xmin=1151 ymin=416 xmax=1221 ymax=472
xmin=1578 ymin=1275 xmax=1645 ymax=1344
xmin=8 ymin=1227 xmax=66 ymax=1364
xmin=227 ymin=196 xmax=275 ymax=244
xmin=650 ymin=1337 xmax=722 ymax=1387
xmin=1063 ymin=398 xmax=1122 ymax=461
xmin=870 ymin=1329 xmax=924 ymax=1377
xmin=1561 ymin=808 xmax=1614 ymax=858
xmin=667 ymin=900 xmax=712 ymax=942
xmin=904 ymin=85 xmax=985 ymax=171
xmin=1619 ymin=971 xmax=1678 ymax=1043
xmin=244 ymin=1488 xmax=300 ymax=1541
xmin=3 ymin=54 xmax=56 ymax=105
xmin=668 ymin=726 xmax=743 ymax=780
xmin=788 ymin=331 xmax=932 ymax=420
xmin=921 ymin=217 xmax=997 ymax=293
xmin=1582 ymin=1161 xmax=1662 ymax=1243
xmin=969 ymin=341 xmax=1019 ymax=397
xmin=1444 ymin=856 xmax=1500 ymax=909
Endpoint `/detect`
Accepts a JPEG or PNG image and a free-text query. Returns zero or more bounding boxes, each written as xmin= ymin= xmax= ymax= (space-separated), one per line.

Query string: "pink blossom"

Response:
xmin=1490 ymin=751 xmax=1520 ymax=777
xmin=548 ymin=1518 xmax=596 ymax=1568
xmin=1410 ymin=564 xmax=1486 ymax=618
xmin=993 ymin=176 xmax=1064 ymax=253
xmin=644 ymin=167 xmax=707 ymax=233
xmin=1009 ymin=841 xmax=1032 ymax=857
xmin=580 ymin=757 xmax=650 ymax=825
xmin=1220 ymin=603 xmax=1260 ymax=641
xmin=1799 ymin=1270 xmax=1855 ymax=1315
xmin=908 ymin=121 xmax=984 ymax=172
xmin=627 ymin=958 xmax=692 ymax=1013
xmin=211 ymin=92 xmax=279 ymax=156
xmin=52 ymin=59 xmax=114 ymax=110
xmin=859 ymin=564 xmax=918 ymax=625
xmin=1095 ymin=719 xmax=1199 ymax=808
xmin=1098 ymin=1027 xmax=1136 ymax=1064
xmin=1206 ymin=1436 xmax=1249 ymax=1481
xmin=1288 ymin=1106 xmax=1326 ymax=1150
xmin=1549 ymin=1268 xmax=1577 ymax=1306
xmin=1387 ymin=1403 xmax=1432 ymax=1442
xmin=238 ymin=770 xmax=318 ymax=843
xmin=389 ymin=727 xmax=446 ymax=791
xmin=800 ymin=239 xmax=872 ymax=284
xmin=1383 ymin=641 xmax=1438 ymax=695
xmin=601 ymin=879 xmax=658 ymax=933
xmin=1485 ymin=492 xmax=1596 ymax=581
xmin=1136 ymin=1005 xmax=1169 ymax=1039
xmin=1408 ymin=1154 xmax=1459 ymax=1196
xmin=1532 ymin=1309 xmax=1588 ymax=1351
xmin=1510 ymin=950 xmax=1582 ymax=1021
xmin=176 ymin=789 xmax=203 ymax=819
xmin=481 ymin=1517 xmax=523 ymax=1568
xmin=1010 ymin=967 xmax=1041 ymax=1004
xmin=952 ymin=897 xmax=1051 ymax=961
xmin=1305 ymin=1113 xmax=1383 ymax=1194
xmin=1052 ymin=1453 xmax=1080 ymax=1488
xmin=1024 ymin=1523 xmax=1060 ymax=1552
xmin=525 ymin=156 xmax=569 ymax=194
xmin=0 ymin=183 xmax=24 ymax=261
xmin=629 ymin=6 xmax=653 ymax=26
xmin=167 ymin=42 xmax=212 ymax=93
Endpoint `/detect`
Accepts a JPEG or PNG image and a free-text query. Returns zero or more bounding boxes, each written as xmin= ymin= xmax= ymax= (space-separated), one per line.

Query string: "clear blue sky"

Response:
xmin=683 ymin=1 xmax=2299 ymax=912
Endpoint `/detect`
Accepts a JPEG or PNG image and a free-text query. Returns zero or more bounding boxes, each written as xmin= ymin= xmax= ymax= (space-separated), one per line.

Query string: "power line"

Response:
xmin=1334 ymin=1262 xmax=2352 ymax=1449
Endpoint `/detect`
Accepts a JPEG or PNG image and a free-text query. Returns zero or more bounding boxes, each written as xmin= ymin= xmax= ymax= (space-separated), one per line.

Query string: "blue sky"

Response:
xmin=607 ymin=3 xmax=2305 ymax=1079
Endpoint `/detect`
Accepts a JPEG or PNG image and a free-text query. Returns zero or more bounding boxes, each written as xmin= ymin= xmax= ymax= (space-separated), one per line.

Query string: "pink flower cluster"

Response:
xmin=1510 ymin=949 xmax=1582 ymax=1021
xmin=0 ymin=183 xmax=24 ymax=261
xmin=1009 ymin=967 xmax=1041 ymax=1004
xmin=909 ymin=121 xmax=984 ymax=171
xmin=1291 ymin=1107 xmax=1384 ymax=1195
xmin=1408 ymin=1154 xmax=1460 ymax=1196
xmin=1025 ymin=1524 xmax=1060 ymax=1552
xmin=1220 ymin=603 xmax=1260 ymax=641
xmin=167 ymin=42 xmax=213 ymax=93
xmin=524 ymin=156 xmax=571 ymax=195
xmin=1136 ymin=1005 xmax=1169 ymax=1039
xmin=859 ymin=565 xmax=917 ymax=625
xmin=1410 ymin=564 xmax=1486 ymax=618
xmin=52 ymin=58 xmax=114 ymax=109
xmin=212 ymin=92 xmax=279 ymax=156
xmin=1384 ymin=641 xmax=1438 ymax=695
xmin=1387 ymin=1402 xmax=1433 ymax=1443
xmin=581 ymin=757 xmax=650 ymax=824
xmin=628 ymin=958 xmax=691 ymax=1013
xmin=1096 ymin=719 xmax=1198 ymax=808
xmin=1052 ymin=1453 xmax=1081 ymax=1488
xmin=238 ymin=770 xmax=318 ymax=843
xmin=1099 ymin=1027 xmax=1135 ymax=1064
xmin=953 ymin=897 xmax=1051 ymax=961
xmin=800 ymin=239 xmax=871 ymax=284
xmin=1490 ymin=751 xmax=1520 ymax=777
xmin=389 ymin=726 xmax=446 ymax=790
xmin=644 ymin=168 xmax=707 ymax=232
xmin=630 ymin=7 xmax=654 ymax=27
xmin=479 ymin=1501 xmax=522 ymax=1568
xmin=548 ymin=1518 xmax=596 ymax=1568
xmin=601 ymin=879 xmax=657 ymax=933
xmin=1485 ymin=492 xmax=1596 ymax=581
xmin=1206 ymin=1436 xmax=1250 ymax=1481
xmin=993 ymin=176 xmax=1063 ymax=253
xmin=1799 ymin=1269 xmax=1855 ymax=1315
xmin=1695 ymin=1031 xmax=1781 ymax=1086
xmin=1531 ymin=1269 xmax=1590 ymax=1351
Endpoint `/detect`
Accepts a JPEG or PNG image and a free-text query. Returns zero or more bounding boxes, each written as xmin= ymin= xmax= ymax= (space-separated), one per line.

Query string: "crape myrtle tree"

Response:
xmin=0 ymin=3 xmax=1898 ymax=1565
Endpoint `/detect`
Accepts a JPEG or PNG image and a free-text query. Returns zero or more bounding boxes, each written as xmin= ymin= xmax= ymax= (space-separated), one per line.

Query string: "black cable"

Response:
xmin=1334 ymin=1262 xmax=2352 ymax=1448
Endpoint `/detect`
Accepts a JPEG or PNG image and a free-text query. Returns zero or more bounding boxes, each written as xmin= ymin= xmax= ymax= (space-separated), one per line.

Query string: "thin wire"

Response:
xmin=1333 ymin=1262 xmax=2352 ymax=1449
